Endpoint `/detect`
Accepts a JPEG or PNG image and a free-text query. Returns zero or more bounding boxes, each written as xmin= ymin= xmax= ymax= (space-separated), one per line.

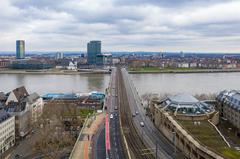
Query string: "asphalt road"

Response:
xmin=108 ymin=68 xmax=126 ymax=159
xmin=121 ymin=68 xmax=186 ymax=159
xmin=93 ymin=123 xmax=106 ymax=159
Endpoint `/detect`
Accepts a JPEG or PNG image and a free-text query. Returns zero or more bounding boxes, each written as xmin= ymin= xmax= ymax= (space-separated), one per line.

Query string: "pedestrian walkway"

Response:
xmin=70 ymin=113 xmax=105 ymax=159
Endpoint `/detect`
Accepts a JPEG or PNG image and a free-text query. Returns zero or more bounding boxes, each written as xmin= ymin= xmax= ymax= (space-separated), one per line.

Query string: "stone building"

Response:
xmin=216 ymin=90 xmax=240 ymax=129
xmin=0 ymin=109 xmax=15 ymax=155
xmin=150 ymin=93 xmax=225 ymax=159
xmin=5 ymin=86 xmax=43 ymax=138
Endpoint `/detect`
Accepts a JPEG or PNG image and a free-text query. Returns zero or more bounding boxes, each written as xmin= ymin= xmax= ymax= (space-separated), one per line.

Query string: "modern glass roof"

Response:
xmin=161 ymin=93 xmax=215 ymax=116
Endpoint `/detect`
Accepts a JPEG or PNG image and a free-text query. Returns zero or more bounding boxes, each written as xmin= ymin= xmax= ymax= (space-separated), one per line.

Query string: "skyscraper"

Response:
xmin=16 ymin=40 xmax=25 ymax=59
xmin=55 ymin=52 xmax=64 ymax=60
xmin=87 ymin=41 xmax=101 ymax=65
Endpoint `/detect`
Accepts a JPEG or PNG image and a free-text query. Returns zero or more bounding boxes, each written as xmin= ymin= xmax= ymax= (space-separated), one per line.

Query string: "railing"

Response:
xmin=68 ymin=115 xmax=89 ymax=159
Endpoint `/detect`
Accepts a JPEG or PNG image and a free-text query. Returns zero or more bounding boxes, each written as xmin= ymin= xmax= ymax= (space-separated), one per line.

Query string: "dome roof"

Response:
xmin=162 ymin=93 xmax=215 ymax=116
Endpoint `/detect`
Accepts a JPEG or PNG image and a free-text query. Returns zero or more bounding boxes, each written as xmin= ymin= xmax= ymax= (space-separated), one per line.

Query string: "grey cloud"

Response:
xmin=0 ymin=0 xmax=239 ymax=52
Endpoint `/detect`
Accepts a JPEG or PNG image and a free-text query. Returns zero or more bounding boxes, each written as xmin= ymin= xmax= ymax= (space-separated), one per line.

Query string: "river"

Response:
xmin=0 ymin=72 xmax=239 ymax=96
xmin=0 ymin=74 xmax=110 ymax=95
xmin=130 ymin=72 xmax=240 ymax=95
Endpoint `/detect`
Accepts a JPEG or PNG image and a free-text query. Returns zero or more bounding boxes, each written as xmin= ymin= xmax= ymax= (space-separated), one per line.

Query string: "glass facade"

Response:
xmin=87 ymin=41 xmax=101 ymax=65
xmin=16 ymin=40 xmax=25 ymax=59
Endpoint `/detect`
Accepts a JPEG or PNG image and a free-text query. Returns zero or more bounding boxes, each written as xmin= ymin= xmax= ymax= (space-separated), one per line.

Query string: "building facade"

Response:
xmin=0 ymin=109 xmax=15 ymax=155
xmin=5 ymin=86 xmax=43 ymax=138
xmin=87 ymin=41 xmax=101 ymax=65
xmin=55 ymin=52 xmax=64 ymax=60
xmin=216 ymin=90 xmax=240 ymax=129
xmin=149 ymin=94 xmax=223 ymax=159
xmin=16 ymin=40 xmax=25 ymax=59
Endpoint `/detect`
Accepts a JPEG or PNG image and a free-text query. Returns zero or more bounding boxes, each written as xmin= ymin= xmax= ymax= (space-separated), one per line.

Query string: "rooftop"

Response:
xmin=12 ymin=86 xmax=29 ymax=102
xmin=217 ymin=90 xmax=240 ymax=109
xmin=169 ymin=93 xmax=199 ymax=103
xmin=161 ymin=93 xmax=215 ymax=116
xmin=0 ymin=109 xmax=11 ymax=123
xmin=178 ymin=120 xmax=240 ymax=159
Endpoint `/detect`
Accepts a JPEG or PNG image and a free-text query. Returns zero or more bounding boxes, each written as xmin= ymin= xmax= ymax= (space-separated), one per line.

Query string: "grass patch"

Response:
xmin=221 ymin=148 xmax=240 ymax=159
xmin=63 ymin=109 xmax=94 ymax=118
xmin=178 ymin=120 xmax=240 ymax=159
xmin=218 ymin=119 xmax=240 ymax=145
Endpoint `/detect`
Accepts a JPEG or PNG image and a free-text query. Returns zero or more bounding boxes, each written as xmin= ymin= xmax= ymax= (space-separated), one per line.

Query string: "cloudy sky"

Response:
xmin=0 ymin=0 xmax=240 ymax=52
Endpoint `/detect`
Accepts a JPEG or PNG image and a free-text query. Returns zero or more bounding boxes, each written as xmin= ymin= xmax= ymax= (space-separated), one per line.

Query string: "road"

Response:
xmin=121 ymin=68 xmax=186 ymax=159
xmin=93 ymin=123 xmax=106 ymax=159
xmin=107 ymin=67 xmax=126 ymax=159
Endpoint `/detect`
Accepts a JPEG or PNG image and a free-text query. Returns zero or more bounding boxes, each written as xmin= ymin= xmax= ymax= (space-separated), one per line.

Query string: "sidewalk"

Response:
xmin=71 ymin=113 xmax=105 ymax=159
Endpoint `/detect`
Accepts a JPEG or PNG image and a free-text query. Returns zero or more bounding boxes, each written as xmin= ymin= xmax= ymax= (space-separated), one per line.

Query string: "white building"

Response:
xmin=0 ymin=109 xmax=15 ymax=155
xmin=55 ymin=52 xmax=64 ymax=59
xmin=67 ymin=61 xmax=78 ymax=70
xmin=5 ymin=86 xmax=43 ymax=137
xmin=177 ymin=63 xmax=189 ymax=68
xmin=24 ymin=93 xmax=43 ymax=122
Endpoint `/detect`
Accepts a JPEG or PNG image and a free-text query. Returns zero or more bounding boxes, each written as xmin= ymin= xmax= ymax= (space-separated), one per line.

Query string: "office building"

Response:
xmin=16 ymin=40 xmax=25 ymax=59
xmin=0 ymin=109 xmax=15 ymax=155
xmin=55 ymin=52 xmax=64 ymax=60
xmin=87 ymin=41 xmax=101 ymax=65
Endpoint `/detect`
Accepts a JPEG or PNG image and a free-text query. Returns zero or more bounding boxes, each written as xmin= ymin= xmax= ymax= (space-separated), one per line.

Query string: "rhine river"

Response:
xmin=0 ymin=74 xmax=110 ymax=95
xmin=0 ymin=72 xmax=239 ymax=95
xmin=131 ymin=72 xmax=240 ymax=95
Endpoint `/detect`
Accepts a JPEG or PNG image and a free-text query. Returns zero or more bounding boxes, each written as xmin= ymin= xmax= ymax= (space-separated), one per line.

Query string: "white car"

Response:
xmin=110 ymin=114 xmax=113 ymax=119
xmin=140 ymin=122 xmax=144 ymax=127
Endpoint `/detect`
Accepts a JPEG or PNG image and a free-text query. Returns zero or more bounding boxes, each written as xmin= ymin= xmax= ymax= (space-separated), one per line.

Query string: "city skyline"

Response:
xmin=0 ymin=0 xmax=240 ymax=53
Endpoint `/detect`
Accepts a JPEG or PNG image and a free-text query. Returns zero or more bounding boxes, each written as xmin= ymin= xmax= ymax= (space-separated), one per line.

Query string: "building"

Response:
xmin=149 ymin=94 xmax=226 ymax=159
xmin=24 ymin=93 xmax=43 ymax=122
xmin=0 ymin=109 xmax=15 ymax=155
xmin=67 ymin=61 xmax=78 ymax=70
xmin=0 ymin=60 xmax=11 ymax=68
xmin=11 ymin=59 xmax=53 ymax=69
xmin=16 ymin=40 xmax=25 ymax=59
xmin=55 ymin=52 xmax=64 ymax=60
xmin=5 ymin=86 xmax=43 ymax=137
xmin=87 ymin=40 xmax=101 ymax=65
xmin=216 ymin=90 xmax=240 ymax=129
xmin=151 ymin=93 xmax=216 ymax=120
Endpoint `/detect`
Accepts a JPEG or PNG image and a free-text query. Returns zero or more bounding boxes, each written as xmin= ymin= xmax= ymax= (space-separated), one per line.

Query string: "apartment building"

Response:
xmin=216 ymin=90 xmax=240 ymax=129
xmin=0 ymin=109 xmax=15 ymax=155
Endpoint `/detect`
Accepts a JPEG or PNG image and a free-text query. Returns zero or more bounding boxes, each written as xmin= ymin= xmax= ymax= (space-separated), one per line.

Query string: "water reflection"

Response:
xmin=0 ymin=74 xmax=110 ymax=95
xmin=131 ymin=72 xmax=240 ymax=95
xmin=86 ymin=74 xmax=105 ymax=92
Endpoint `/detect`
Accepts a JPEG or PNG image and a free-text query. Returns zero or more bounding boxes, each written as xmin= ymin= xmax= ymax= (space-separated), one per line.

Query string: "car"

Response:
xmin=135 ymin=111 xmax=139 ymax=115
xmin=140 ymin=122 xmax=144 ymax=127
xmin=110 ymin=114 xmax=113 ymax=119
xmin=114 ymin=106 xmax=118 ymax=110
xmin=132 ymin=113 xmax=136 ymax=117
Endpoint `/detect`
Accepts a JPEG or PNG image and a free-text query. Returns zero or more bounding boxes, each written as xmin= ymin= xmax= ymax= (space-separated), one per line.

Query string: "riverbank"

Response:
xmin=129 ymin=68 xmax=240 ymax=74
xmin=0 ymin=69 xmax=111 ymax=75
